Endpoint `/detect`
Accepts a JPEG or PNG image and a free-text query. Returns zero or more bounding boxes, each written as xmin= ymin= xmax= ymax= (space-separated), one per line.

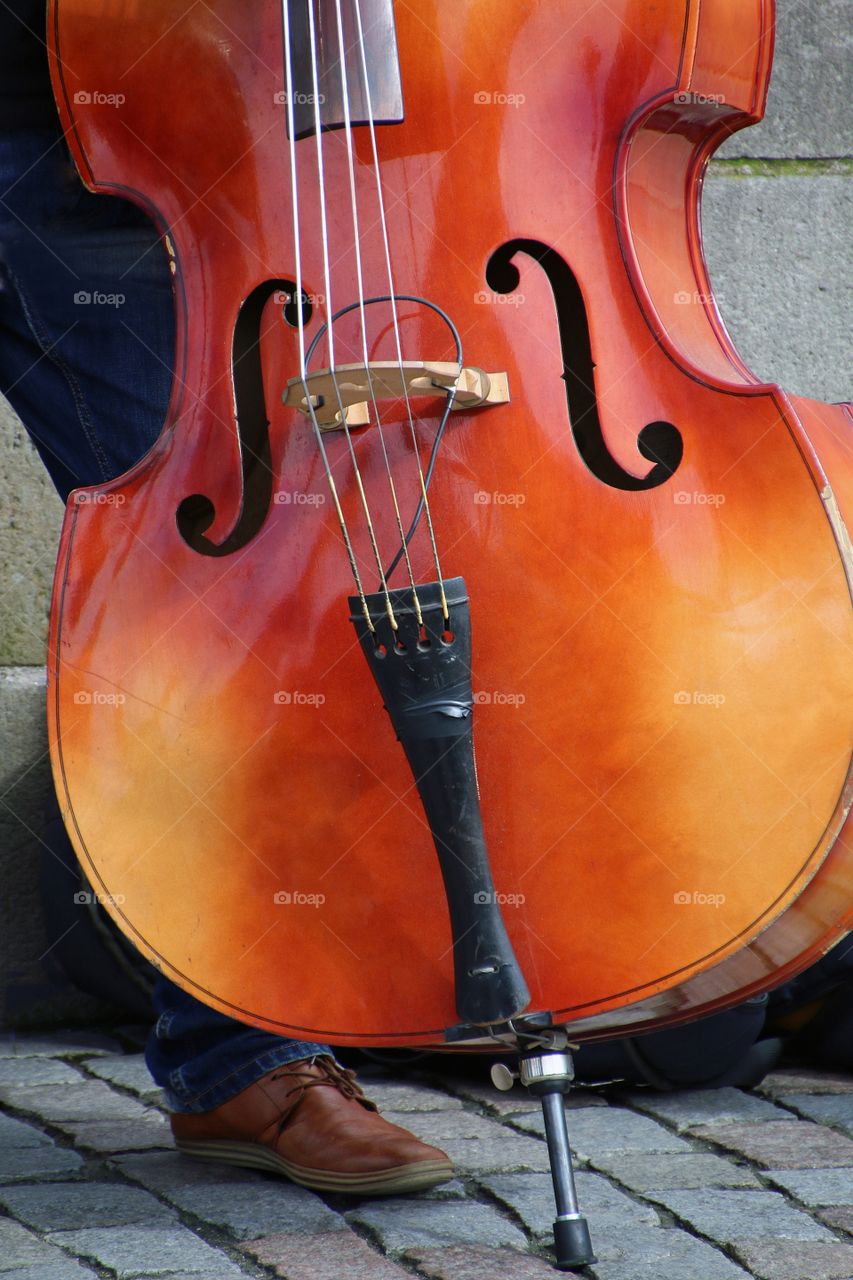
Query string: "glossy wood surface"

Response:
xmin=47 ymin=0 xmax=853 ymax=1043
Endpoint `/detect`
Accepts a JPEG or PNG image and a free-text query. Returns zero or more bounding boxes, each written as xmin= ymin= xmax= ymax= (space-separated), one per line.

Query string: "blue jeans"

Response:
xmin=0 ymin=127 xmax=331 ymax=1111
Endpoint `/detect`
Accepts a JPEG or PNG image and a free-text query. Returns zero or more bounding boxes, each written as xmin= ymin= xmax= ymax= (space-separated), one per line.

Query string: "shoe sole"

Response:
xmin=174 ymin=1138 xmax=454 ymax=1196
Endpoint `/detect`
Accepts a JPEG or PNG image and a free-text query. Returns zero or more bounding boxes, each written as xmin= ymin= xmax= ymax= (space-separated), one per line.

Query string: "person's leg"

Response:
xmin=0 ymin=126 xmax=334 ymax=1101
xmin=147 ymin=978 xmax=333 ymax=1112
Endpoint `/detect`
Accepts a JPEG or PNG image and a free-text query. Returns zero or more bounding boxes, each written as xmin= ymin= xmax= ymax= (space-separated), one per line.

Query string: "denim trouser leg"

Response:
xmin=147 ymin=978 xmax=332 ymax=1113
xmin=0 ymin=126 xmax=332 ymax=1111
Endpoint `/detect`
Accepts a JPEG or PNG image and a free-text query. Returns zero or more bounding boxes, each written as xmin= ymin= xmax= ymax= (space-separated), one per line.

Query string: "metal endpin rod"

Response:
xmin=541 ymin=1091 xmax=581 ymax=1217
xmin=519 ymin=1051 xmax=596 ymax=1270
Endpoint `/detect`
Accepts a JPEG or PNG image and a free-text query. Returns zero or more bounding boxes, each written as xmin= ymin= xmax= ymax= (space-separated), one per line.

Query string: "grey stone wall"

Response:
xmin=0 ymin=1 xmax=850 ymax=1025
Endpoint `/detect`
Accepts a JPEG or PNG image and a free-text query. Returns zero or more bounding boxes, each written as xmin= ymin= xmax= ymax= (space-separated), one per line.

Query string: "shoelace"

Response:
xmin=269 ymin=1055 xmax=378 ymax=1134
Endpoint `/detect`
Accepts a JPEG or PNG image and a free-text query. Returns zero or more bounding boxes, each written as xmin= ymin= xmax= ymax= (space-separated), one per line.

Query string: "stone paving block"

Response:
xmin=511 ymin=1106 xmax=691 ymax=1159
xmin=356 ymin=1079 xmax=463 ymax=1113
xmin=651 ymin=1188 xmax=836 ymax=1244
xmin=730 ymin=1238 xmax=853 ymax=1280
xmin=0 ymin=1060 xmax=84 ymax=1087
xmin=702 ymin=173 xmax=851 ymax=404
xmin=45 ymin=1226 xmax=245 ymax=1278
xmin=110 ymin=1150 xmax=270 ymax=1193
xmin=589 ymin=1150 xmax=760 ymax=1192
xmin=0 ymin=1144 xmax=84 ymax=1183
xmin=445 ymin=1079 xmax=605 ymax=1117
xmin=587 ymin=1224 xmax=750 ymax=1279
xmin=766 ymin=1167 xmax=853 ymax=1207
xmin=244 ymin=1229 xmax=412 ymax=1278
xmin=781 ymin=1094 xmax=853 ymax=1138
xmin=691 ymin=1119 xmax=853 ymax=1169
xmin=379 ymin=1109 xmax=550 ymax=1173
xmin=0 ymin=1182 xmax=175 ymax=1231
xmin=623 ymin=1086 xmax=788 ymax=1131
xmin=758 ymin=1069 xmax=853 ymax=1098
xmin=347 ymin=1197 xmax=528 ymax=1252
xmin=0 ymin=1032 xmax=122 ymax=1058
xmin=819 ymin=1206 xmax=853 ymax=1235
xmin=380 ymin=1109 xmax=511 ymax=1142
xmin=58 ymin=1114 xmax=172 ymax=1153
xmin=0 ymin=1113 xmax=52 ymax=1148
xmin=162 ymin=1180 xmax=345 ymax=1240
xmin=0 ymin=1218 xmax=76 ymax=1269
xmin=406 ymin=1244 xmax=568 ymax=1280
xmin=480 ymin=1170 xmax=657 ymax=1239
xmin=82 ymin=1055 xmax=164 ymax=1104
xmin=0 ymin=1081 xmax=153 ymax=1122
xmin=1 ymin=1265 xmax=96 ymax=1279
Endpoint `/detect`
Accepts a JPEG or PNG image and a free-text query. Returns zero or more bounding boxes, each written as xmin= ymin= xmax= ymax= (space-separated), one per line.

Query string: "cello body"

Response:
xmin=46 ymin=0 xmax=852 ymax=1046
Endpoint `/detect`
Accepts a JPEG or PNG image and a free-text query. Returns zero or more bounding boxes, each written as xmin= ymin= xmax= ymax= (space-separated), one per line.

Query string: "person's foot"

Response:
xmin=170 ymin=1055 xmax=454 ymax=1195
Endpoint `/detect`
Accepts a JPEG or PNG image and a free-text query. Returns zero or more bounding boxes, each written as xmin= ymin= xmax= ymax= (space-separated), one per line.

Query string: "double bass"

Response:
xmin=46 ymin=0 xmax=852 ymax=1265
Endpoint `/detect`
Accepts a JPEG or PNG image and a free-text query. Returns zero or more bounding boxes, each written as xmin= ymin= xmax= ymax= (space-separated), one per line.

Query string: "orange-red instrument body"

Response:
xmin=46 ymin=0 xmax=853 ymax=1044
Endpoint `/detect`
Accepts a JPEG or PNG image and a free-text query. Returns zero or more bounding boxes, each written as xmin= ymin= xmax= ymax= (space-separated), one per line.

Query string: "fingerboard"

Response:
xmin=286 ymin=0 xmax=404 ymax=138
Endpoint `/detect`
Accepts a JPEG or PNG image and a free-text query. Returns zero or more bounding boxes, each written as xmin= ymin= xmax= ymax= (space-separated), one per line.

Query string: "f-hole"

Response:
xmin=176 ymin=280 xmax=310 ymax=556
xmin=485 ymin=239 xmax=683 ymax=490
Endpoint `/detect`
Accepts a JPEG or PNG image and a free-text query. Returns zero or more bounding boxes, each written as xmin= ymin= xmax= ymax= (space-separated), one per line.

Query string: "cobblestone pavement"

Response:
xmin=0 ymin=1029 xmax=851 ymax=1280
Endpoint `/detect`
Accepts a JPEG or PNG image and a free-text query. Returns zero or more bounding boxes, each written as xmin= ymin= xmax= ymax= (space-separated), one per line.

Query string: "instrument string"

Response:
xmin=281 ymin=0 xmax=372 ymax=630
xmin=304 ymin=0 xmax=399 ymax=632
xmin=351 ymin=0 xmax=449 ymax=624
xmin=330 ymin=0 xmax=424 ymax=626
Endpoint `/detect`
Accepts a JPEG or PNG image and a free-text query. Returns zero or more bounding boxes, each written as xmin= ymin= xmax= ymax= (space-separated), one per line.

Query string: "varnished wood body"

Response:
xmin=47 ymin=0 xmax=853 ymax=1043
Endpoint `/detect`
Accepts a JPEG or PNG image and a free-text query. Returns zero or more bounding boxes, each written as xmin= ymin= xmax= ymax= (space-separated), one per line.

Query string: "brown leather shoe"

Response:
xmin=170 ymin=1055 xmax=454 ymax=1195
